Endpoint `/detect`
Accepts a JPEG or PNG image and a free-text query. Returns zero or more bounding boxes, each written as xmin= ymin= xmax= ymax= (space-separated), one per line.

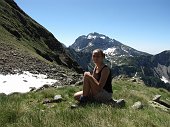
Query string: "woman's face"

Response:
xmin=92 ymin=51 xmax=104 ymax=64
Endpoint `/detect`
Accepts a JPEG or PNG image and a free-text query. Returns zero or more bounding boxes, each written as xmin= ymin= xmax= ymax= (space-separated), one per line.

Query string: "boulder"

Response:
xmin=132 ymin=101 xmax=143 ymax=109
xmin=152 ymin=95 xmax=161 ymax=102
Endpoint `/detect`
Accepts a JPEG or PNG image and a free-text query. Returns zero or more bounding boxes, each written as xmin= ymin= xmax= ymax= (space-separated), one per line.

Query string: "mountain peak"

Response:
xmin=87 ymin=32 xmax=107 ymax=40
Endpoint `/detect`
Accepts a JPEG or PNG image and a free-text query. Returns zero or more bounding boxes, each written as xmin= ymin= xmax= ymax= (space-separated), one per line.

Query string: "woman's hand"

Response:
xmin=84 ymin=72 xmax=91 ymax=76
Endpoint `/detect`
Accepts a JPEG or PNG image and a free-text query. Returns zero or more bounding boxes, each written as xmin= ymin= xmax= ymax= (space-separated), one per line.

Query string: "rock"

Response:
xmin=0 ymin=93 xmax=6 ymax=96
xmin=42 ymin=95 xmax=63 ymax=104
xmin=42 ymin=84 xmax=50 ymax=88
xmin=149 ymin=101 xmax=170 ymax=112
xmin=23 ymin=80 xmax=28 ymax=82
xmin=54 ymin=95 xmax=62 ymax=101
xmin=70 ymin=104 xmax=79 ymax=109
xmin=29 ymin=87 xmax=36 ymax=92
xmin=42 ymin=99 xmax=51 ymax=104
xmin=51 ymin=81 xmax=62 ymax=87
xmin=152 ymin=95 xmax=161 ymax=102
xmin=130 ymin=78 xmax=137 ymax=82
xmin=132 ymin=101 xmax=143 ymax=109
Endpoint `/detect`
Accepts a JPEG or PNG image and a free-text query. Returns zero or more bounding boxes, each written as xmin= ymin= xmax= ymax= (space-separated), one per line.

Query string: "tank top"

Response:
xmin=93 ymin=65 xmax=113 ymax=93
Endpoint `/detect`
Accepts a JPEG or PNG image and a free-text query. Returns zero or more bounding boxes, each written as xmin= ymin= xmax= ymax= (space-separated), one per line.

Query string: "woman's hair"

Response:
xmin=93 ymin=49 xmax=105 ymax=58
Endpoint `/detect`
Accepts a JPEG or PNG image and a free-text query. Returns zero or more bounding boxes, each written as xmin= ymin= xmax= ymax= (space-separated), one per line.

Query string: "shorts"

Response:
xmin=94 ymin=89 xmax=112 ymax=103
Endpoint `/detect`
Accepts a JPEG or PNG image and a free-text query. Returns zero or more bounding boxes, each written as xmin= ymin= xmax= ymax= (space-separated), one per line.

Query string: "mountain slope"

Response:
xmin=111 ymin=51 xmax=170 ymax=90
xmin=0 ymin=0 xmax=82 ymax=75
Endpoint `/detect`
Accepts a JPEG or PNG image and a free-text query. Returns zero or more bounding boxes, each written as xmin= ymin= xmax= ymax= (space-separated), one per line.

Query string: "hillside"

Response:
xmin=0 ymin=0 xmax=82 ymax=77
xmin=0 ymin=78 xmax=170 ymax=127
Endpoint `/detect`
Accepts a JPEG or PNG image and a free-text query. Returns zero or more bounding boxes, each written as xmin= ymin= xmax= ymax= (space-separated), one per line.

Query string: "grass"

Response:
xmin=0 ymin=79 xmax=170 ymax=127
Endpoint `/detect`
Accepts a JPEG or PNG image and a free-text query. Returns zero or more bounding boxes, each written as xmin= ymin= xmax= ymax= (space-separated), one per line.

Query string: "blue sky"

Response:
xmin=15 ymin=0 xmax=170 ymax=55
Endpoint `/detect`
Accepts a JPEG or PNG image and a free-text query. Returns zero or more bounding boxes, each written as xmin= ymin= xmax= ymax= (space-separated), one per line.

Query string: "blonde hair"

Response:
xmin=93 ymin=49 xmax=105 ymax=58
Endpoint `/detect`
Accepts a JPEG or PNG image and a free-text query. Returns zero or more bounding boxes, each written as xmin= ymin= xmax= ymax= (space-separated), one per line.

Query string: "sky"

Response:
xmin=14 ymin=0 xmax=170 ymax=55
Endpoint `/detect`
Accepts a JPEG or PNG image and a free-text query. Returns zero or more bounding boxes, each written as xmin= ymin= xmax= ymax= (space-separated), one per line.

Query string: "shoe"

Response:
xmin=79 ymin=95 xmax=88 ymax=103
xmin=116 ymin=99 xmax=125 ymax=107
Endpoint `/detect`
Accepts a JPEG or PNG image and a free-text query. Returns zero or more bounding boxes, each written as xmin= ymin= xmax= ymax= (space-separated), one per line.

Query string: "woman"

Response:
xmin=74 ymin=49 xmax=113 ymax=103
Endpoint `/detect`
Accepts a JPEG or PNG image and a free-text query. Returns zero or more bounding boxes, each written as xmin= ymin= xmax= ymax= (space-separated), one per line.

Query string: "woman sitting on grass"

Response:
xmin=74 ymin=49 xmax=113 ymax=103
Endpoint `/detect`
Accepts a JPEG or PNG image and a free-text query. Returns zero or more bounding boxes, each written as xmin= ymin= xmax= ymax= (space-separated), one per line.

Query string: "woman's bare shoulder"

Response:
xmin=102 ymin=66 xmax=110 ymax=73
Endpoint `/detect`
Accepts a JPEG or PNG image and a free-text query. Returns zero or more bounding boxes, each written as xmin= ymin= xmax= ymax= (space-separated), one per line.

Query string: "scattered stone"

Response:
xmin=130 ymin=78 xmax=137 ymax=82
xmin=54 ymin=95 xmax=62 ymax=101
xmin=23 ymin=80 xmax=28 ymax=82
xmin=42 ymin=84 xmax=50 ymax=88
xmin=70 ymin=104 xmax=79 ymax=109
xmin=132 ymin=101 xmax=143 ymax=109
xmin=29 ymin=87 xmax=36 ymax=92
xmin=149 ymin=101 xmax=170 ymax=112
xmin=43 ymin=98 xmax=51 ymax=104
xmin=152 ymin=95 xmax=161 ymax=102
xmin=0 ymin=93 xmax=6 ymax=96
xmin=42 ymin=95 xmax=63 ymax=104
xmin=51 ymin=81 xmax=62 ymax=87
xmin=3 ymin=81 xmax=7 ymax=83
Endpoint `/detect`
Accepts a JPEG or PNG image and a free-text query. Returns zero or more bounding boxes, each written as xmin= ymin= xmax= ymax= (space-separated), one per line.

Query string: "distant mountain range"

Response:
xmin=68 ymin=32 xmax=170 ymax=90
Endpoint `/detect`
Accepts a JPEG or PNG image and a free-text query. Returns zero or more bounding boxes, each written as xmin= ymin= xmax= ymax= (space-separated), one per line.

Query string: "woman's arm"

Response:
xmin=98 ymin=67 xmax=110 ymax=89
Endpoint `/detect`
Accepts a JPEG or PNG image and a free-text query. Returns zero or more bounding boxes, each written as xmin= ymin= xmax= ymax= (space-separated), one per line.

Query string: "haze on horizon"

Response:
xmin=15 ymin=0 xmax=170 ymax=55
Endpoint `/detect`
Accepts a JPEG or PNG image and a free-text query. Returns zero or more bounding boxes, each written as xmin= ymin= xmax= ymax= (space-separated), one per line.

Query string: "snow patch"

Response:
xmin=77 ymin=47 xmax=81 ymax=51
xmin=103 ymin=47 xmax=116 ymax=56
xmin=0 ymin=71 xmax=57 ymax=95
xmin=88 ymin=42 xmax=93 ymax=47
xmin=87 ymin=35 xmax=96 ymax=39
xmin=160 ymin=76 xmax=169 ymax=83
xmin=100 ymin=36 xmax=106 ymax=39
xmin=123 ymin=49 xmax=129 ymax=53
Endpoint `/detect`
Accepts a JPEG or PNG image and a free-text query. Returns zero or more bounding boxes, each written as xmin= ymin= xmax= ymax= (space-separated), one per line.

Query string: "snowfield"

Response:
xmin=0 ymin=71 xmax=57 ymax=95
xmin=160 ymin=76 xmax=170 ymax=83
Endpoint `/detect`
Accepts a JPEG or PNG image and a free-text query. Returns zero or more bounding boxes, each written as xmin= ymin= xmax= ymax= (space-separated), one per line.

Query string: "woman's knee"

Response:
xmin=84 ymin=72 xmax=92 ymax=79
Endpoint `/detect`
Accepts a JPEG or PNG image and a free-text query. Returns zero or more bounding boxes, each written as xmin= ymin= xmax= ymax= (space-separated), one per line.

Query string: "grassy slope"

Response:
xmin=0 ymin=0 xmax=51 ymax=56
xmin=0 ymin=79 xmax=170 ymax=127
xmin=0 ymin=0 xmax=82 ymax=72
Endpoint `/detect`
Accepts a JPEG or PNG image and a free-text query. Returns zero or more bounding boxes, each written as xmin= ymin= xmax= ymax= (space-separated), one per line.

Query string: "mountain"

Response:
xmin=0 ymin=0 xmax=83 ymax=85
xmin=68 ymin=32 xmax=170 ymax=91
xmin=111 ymin=50 xmax=170 ymax=90
xmin=69 ymin=32 xmax=150 ymax=70
xmin=70 ymin=32 xmax=149 ymax=56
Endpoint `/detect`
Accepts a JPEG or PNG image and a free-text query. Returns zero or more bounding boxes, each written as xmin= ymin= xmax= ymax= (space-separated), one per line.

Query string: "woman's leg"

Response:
xmin=74 ymin=72 xmax=100 ymax=101
xmin=83 ymin=73 xmax=100 ymax=97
